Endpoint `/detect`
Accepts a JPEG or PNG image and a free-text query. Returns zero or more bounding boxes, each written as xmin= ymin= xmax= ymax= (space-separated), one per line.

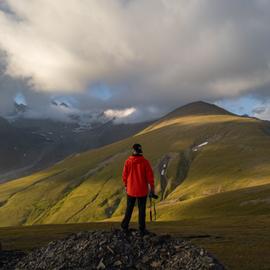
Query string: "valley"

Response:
xmin=0 ymin=114 xmax=150 ymax=183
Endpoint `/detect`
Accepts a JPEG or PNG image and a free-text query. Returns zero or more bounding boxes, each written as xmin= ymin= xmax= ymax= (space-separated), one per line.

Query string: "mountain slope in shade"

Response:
xmin=0 ymin=101 xmax=270 ymax=226
xmin=0 ymin=117 xmax=10 ymax=129
xmin=0 ymin=115 xmax=152 ymax=183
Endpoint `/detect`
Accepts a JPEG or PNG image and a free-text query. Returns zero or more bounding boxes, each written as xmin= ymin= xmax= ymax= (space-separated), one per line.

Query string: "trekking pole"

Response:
xmin=149 ymin=197 xmax=153 ymax=222
xmin=153 ymin=200 xmax=157 ymax=221
xmin=149 ymin=192 xmax=158 ymax=222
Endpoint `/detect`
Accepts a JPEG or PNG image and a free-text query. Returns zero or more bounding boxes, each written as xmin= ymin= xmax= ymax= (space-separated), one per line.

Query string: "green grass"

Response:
xmin=157 ymin=183 xmax=270 ymax=220
xmin=0 ymin=111 xmax=270 ymax=226
xmin=0 ymin=216 xmax=269 ymax=270
xmin=0 ymin=104 xmax=270 ymax=269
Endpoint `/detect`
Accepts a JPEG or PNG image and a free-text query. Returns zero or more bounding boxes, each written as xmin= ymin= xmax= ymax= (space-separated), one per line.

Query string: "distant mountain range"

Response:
xmin=0 ymin=102 xmax=152 ymax=182
xmin=9 ymin=100 xmax=118 ymax=132
xmin=0 ymin=101 xmax=269 ymax=226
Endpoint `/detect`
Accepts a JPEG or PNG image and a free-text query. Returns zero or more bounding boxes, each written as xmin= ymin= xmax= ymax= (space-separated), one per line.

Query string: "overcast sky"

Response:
xmin=0 ymin=0 xmax=270 ymax=122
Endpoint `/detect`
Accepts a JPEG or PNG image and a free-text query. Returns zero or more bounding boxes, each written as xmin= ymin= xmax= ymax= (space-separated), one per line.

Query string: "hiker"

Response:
xmin=121 ymin=143 xmax=156 ymax=235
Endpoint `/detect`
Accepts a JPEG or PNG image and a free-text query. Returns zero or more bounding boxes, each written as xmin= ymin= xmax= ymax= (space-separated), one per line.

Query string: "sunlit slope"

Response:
xmin=0 ymin=102 xmax=270 ymax=226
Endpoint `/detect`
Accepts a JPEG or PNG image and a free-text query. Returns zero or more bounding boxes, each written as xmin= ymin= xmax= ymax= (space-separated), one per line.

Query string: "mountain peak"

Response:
xmin=14 ymin=102 xmax=28 ymax=114
xmin=164 ymin=101 xmax=233 ymax=119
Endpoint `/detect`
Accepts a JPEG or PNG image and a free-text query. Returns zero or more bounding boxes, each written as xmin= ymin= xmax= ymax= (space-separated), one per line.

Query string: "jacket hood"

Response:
xmin=128 ymin=155 xmax=145 ymax=164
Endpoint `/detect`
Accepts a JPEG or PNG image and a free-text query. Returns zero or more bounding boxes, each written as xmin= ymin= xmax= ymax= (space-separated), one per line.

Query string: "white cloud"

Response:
xmin=0 ymin=0 xmax=135 ymax=91
xmin=253 ymin=106 xmax=270 ymax=120
xmin=104 ymin=107 xmax=136 ymax=119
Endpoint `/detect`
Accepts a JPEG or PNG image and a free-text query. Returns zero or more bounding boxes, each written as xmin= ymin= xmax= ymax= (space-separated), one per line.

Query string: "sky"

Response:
xmin=0 ymin=0 xmax=270 ymax=122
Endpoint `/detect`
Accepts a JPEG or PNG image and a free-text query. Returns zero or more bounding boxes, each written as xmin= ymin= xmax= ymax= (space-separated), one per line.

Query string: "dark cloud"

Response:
xmin=0 ymin=0 xmax=270 ymax=121
xmin=252 ymin=107 xmax=266 ymax=115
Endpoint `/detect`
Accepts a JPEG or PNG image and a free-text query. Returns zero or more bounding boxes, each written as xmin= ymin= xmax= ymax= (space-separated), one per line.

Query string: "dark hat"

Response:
xmin=132 ymin=143 xmax=143 ymax=153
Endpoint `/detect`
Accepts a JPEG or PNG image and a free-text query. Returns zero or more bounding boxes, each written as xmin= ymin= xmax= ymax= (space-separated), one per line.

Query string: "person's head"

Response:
xmin=132 ymin=143 xmax=143 ymax=155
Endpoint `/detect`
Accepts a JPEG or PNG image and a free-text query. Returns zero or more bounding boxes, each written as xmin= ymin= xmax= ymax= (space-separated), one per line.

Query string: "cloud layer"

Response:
xmin=0 ymin=0 xmax=270 ymax=120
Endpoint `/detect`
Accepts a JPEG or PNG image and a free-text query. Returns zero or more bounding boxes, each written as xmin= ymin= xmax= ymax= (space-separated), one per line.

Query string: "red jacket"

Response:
xmin=122 ymin=155 xmax=155 ymax=197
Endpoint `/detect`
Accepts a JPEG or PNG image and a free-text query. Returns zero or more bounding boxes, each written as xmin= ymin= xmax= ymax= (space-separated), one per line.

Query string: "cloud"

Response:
xmin=104 ymin=108 xmax=136 ymax=119
xmin=0 ymin=0 xmax=270 ymax=121
xmin=252 ymin=107 xmax=266 ymax=115
xmin=253 ymin=105 xmax=270 ymax=120
xmin=254 ymin=107 xmax=270 ymax=121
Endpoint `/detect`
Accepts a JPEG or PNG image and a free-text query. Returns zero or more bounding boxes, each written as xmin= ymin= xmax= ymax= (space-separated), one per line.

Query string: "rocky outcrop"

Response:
xmin=4 ymin=229 xmax=225 ymax=270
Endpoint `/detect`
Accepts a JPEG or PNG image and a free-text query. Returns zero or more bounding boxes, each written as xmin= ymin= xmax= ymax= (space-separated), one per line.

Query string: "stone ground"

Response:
xmin=1 ymin=229 xmax=224 ymax=270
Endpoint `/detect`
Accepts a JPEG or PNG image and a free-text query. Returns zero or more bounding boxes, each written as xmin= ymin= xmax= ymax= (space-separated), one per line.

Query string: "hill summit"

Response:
xmin=164 ymin=101 xmax=233 ymax=119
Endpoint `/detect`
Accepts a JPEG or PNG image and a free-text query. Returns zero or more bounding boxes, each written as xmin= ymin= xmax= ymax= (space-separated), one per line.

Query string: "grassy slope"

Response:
xmin=0 ymin=103 xmax=270 ymax=226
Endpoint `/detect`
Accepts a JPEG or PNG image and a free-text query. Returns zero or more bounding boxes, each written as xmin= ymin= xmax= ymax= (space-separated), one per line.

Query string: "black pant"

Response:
xmin=121 ymin=195 xmax=147 ymax=231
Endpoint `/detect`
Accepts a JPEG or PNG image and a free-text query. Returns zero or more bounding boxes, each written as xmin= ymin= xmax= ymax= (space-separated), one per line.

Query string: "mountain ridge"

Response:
xmin=0 ymin=101 xmax=270 ymax=226
xmin=163 ymin=101 xmax=233 ymax=119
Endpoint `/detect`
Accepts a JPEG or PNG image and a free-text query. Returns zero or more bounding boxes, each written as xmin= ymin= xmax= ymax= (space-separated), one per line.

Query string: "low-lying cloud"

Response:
xmin=104 ymin=108 xmax=136 ymax=120
xmin=253 ymin=106 xmax=270 ymax=121
xmin=0 ymin=0 xmax=270 ymax=121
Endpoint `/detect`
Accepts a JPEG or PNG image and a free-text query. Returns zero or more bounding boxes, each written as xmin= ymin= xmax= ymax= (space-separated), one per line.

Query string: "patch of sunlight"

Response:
xmin=136 ymin=115 xmax=255 ymax=136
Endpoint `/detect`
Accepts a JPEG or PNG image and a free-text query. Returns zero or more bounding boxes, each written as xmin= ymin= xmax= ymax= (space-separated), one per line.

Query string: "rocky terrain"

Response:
xmin=1 ymin=229 xmax=224 ymax=270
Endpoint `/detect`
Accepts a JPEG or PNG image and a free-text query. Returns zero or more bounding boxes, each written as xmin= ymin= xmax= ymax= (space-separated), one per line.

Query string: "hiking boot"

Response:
xmin=121 ymin=225 xmax=130 ymax=234
xmin=140 ymin=229 xmax=150 ymax=237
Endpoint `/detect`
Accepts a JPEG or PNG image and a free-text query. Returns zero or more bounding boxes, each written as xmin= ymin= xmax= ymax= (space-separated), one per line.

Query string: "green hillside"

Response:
xmin=0 ymin=101 xmax=270 ymax=227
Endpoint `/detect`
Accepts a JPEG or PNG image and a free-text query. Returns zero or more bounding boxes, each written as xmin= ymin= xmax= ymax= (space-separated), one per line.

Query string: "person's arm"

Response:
xmin=145 ymin=160 xmax=155 ymax=192
xmin=122 ymin=160 xmax=129 ymax=189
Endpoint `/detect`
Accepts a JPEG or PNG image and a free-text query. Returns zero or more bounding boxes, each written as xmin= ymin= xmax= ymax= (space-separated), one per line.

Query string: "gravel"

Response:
xmin=1 ymin=229 xmax=225 ymax=269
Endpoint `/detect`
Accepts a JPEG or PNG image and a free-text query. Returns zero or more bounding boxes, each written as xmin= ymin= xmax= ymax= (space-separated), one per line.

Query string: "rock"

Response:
xmin=151 ymin=261 xmax=162 ymax=267
xmin=113 ymin=260 xmax=122 ymax=266
xmin=97 ymin=258 xmax=106 ymax=269
xmin=142 ymin=255 xmax=150 ymax=263
xmin=106 ymin=245 xmax=114 ymax=254
xmin=14 ymin=229 xmax=224 ymax=270
xmin=0 ymin=250 xmax=26 ymax=270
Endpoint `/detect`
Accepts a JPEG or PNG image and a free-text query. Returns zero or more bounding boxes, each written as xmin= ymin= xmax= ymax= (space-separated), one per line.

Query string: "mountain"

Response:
xmin=0 ymin=116 xmax=46 ymax=182
xmin=0 ymin=113 xmax=151 ymax=183
xmin=0 ymin=116 xmax=10 ymax=130
xmin=9 ymin=100 xmax=113 ymax=132
xmin=14 ymin=102 xmax=28 ymax=114
xmin=0 ymin=101 xmax=270 ymax=226
xmin=163 ymin=101 xmax=233 ymax=119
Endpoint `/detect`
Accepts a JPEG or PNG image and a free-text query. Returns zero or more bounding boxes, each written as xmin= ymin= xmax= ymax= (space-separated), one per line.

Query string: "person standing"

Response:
xmin=121 ymin=143 xmax=155 ymax=235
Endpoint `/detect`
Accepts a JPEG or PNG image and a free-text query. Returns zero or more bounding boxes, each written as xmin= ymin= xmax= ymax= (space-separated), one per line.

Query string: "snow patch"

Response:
xmin=192 ymin=141 xmax=209 ymax=152
xmin=6 ymin=101 xmax=136 ymax=133
xmin=72 ymin=112 xmax=111 ymax=133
